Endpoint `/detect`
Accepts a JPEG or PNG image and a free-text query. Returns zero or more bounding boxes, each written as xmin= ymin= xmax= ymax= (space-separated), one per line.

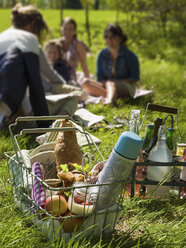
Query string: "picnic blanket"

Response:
xmin=133 ymin=89 xmax=152 ymax=99
xmin=84 ymin=88 xmax=152 ymax=104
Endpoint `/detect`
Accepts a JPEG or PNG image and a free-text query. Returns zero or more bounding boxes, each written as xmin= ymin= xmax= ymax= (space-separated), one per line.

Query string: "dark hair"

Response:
xmin=104 ymin=23 xmax=128 ymax=45
xmin=61 ymin=17 xmax=77 ymax=39
xmin=11 ymin=3 xmax=49 ymax=42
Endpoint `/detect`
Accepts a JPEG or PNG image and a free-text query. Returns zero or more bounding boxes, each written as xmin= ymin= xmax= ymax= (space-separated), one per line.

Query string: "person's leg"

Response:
xmin=81 ymin=78 xmax=106 ymax=97
xmin=102 ymin=80 xmax=117 ymax=105
xmin=0 ymin=101 xmax=11 ymax=129
xmin=52 ymin=83 xmax=87 ymax=102
xmin=115 ymin=80 xmax=137 ymax=98
xmin=101 ymin=80 xmax=137 ymax=105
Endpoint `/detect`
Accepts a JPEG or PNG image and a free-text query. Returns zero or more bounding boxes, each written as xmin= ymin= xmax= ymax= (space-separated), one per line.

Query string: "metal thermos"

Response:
xmin=95 ymin=131 xmax=143 ymax=211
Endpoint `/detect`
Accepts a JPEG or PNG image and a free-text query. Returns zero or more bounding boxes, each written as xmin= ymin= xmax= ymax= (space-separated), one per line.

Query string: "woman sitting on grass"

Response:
xmin=58 ymin=17 xmax=90 ymax=83
xmin=82 ymin=23 xmax=140 ymax=105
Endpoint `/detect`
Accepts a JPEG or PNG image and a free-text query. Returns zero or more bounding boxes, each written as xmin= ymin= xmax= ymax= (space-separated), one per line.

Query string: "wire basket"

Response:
xmin=5 ymin=116 xmax=126 ymax=240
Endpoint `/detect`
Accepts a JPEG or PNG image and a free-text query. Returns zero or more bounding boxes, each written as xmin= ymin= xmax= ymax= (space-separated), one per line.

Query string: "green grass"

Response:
xmin=0 ymin=8 xmax=186 ymax=248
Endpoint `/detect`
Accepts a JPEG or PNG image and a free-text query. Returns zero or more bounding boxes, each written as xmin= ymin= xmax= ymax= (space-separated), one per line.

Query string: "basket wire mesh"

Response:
xmin=6 ymin=116 xmax=127 ymax=240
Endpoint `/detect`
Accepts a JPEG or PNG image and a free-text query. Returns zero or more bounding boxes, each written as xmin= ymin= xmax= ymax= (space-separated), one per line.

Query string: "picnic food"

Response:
xmin=68 ymin=194 xmax=95 ymax=215
xmin=55 ymin=119 xmax=82 ymax=172
xmin=62 ymin=211 xmax=84 ymax=233
xmin=46 ymin=195 xmax=68 ymax=216
xmin=57 ymin=171 xmax=84 ymax=187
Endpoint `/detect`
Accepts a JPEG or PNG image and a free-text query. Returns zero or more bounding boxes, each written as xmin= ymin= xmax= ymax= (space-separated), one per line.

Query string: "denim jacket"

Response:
xmin=96 ymin=45 xmax=140 ymax=83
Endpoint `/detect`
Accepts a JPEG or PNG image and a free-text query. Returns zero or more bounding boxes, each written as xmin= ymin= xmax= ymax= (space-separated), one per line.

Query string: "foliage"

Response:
xmin=60 ymin=163 xmax=91 ymax=176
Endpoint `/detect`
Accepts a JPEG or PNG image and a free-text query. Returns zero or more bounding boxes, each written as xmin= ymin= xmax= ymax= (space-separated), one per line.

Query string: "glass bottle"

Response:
xmin=145 ymin=118 xmax=163 ymax=154
xmin=140 ymin=166 xmax=147 ymax=198
xmin=147 ymin=125 xmax=173 ymax=196
xmin=135 ymin=148 xmax=144 ymax=195
xmin=127 ymin=110 xmax=141 ymax=196
xmin=142 ymin=124 xmax=154 ymax=150
xmin=179 ymin=149 xmax=186 ymax=199
xmin=129 ymin=109 xmax=140 ymax=134
xmin=141 ymin=124 xmax=154 ymax=196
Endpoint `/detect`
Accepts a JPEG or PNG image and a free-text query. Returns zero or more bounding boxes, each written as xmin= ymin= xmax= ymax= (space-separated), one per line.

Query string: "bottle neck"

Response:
xmin=151 ymin=119 xmax=163 ymax=140
xmin=157 ymin=125 xmax=167 ymax=141
xmin=129 ymin=114 xmax=139 ymax=134
xmin=158 ymin=134 xmax=166 ymax=141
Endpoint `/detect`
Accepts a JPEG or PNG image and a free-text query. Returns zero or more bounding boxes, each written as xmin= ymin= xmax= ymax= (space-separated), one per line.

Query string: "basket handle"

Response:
xmin=139 ymin=103 xmax=178 ymax=132
xmin=162 ymin=114 xmax=174 ymax=129
xmin=147 ymin=103 xmax=178 ymax=114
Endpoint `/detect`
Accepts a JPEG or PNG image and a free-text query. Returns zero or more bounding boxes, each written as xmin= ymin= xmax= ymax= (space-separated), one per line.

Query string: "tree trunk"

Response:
xmin=12 ymin=0 xmax=16 ymax=7
xmin=85 ymin=3 xmax=91 ymax=47
xmin=60 ymin=0 xmax=64 ymax=25
xmin=94 ymin=0 xmax=99 ymax=10
xmin=160 ymin=11 xmax=167 ymax=37
xmin=116 ymin=8 xmax=120 ymax=23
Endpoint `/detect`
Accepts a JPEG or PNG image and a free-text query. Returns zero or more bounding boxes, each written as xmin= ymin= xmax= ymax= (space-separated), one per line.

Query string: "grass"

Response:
xmin=0 ymin=8 xmax=186 ymax=248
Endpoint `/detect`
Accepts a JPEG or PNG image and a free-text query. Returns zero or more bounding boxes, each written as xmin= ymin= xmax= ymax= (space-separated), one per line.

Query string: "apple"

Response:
xmin=62 ymin=211 xmax=84 ymax=233
xmin=46 ymin=195 xmax=68 ymax=216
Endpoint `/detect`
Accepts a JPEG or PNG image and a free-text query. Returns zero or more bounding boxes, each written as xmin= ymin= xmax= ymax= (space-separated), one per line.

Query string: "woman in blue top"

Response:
xmin=82 ymin=23 xmax=140 ymax=104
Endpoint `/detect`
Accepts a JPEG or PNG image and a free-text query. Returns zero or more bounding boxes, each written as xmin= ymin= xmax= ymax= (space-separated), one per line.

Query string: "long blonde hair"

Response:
xmin=11 ymin=3 xmax=49 ymax=42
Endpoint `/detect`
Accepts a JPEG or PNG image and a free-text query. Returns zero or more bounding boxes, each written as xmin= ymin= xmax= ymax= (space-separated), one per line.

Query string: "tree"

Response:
xmin=94 ymin=0 xmax=99 ymax=9
xmin=145 ymin=0 xmax=172 ymax=37
xmin=80 ymin=0 xmax=94 ymax=47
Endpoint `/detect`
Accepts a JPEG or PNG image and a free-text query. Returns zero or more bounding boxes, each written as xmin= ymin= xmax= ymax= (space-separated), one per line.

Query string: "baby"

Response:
xmin=44 ymin=39 xmax=71 ymax=82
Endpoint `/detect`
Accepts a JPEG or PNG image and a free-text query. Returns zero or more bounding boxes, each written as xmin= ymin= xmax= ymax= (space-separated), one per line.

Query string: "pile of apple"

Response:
xmin=45 ymin=194 xmax=84 ymax=232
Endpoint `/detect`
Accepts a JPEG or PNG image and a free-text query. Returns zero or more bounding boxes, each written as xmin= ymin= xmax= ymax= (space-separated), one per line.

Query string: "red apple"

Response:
xmin=46 ymin=195 xmax=68 ymax=216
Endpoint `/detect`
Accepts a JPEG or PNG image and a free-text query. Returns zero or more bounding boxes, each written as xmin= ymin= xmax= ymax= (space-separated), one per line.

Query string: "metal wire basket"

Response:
xmin=5 ymin=116 xmax=127 ymax=240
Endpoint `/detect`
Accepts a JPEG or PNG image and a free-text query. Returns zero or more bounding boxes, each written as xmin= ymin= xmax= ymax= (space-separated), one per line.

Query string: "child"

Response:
xmin=44 ymin=39 xmax=71 ymax=82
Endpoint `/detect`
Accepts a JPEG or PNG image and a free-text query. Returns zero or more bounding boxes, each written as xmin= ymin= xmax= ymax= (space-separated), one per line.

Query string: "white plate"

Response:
xmin=30 ymin=150 xmax=55 ymax=166
xmin=30 ymin=142 xmax=55 ymax=158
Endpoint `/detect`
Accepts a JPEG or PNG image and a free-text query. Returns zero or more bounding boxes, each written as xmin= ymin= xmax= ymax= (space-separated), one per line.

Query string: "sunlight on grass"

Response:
xmin=0 ymin=8 xmax=186 ymax=248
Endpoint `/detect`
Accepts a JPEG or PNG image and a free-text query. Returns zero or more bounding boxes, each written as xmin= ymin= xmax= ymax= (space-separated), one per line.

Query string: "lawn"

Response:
xmin=0 ymin=8 xmax=186 ymax=248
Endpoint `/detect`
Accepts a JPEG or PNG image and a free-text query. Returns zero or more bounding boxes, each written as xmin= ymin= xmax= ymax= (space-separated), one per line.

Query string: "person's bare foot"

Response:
xmin=101 ymin=97 xmax=112 ymax=105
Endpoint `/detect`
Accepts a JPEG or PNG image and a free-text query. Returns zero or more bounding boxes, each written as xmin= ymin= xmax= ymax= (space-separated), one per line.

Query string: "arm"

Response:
xmin=76 ymin=41 xmax=90 ymax=78
xmin=126 ymin=52 xmax=140 ymax=83
xmin=24 ymin=53 xmax=49 ymax=117
xmin=39 ymin=47 xmax=66 ymax=85
xmin=96 ymin=50 xmax=105 ymax=83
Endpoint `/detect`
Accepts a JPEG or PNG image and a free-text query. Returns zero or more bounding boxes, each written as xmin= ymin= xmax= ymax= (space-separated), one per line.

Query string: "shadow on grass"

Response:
xmin=137 ymin=197 xmax=186 ymax=221
xmin=88 ymin=229 xmax=158 ymax=248
xmin=114 ymin=93 xmax=154 ymax=110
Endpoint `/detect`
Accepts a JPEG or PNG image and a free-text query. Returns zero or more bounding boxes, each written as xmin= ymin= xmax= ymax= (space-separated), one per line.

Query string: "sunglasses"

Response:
xmin=104 ymin=35 xmax=116 ymax=40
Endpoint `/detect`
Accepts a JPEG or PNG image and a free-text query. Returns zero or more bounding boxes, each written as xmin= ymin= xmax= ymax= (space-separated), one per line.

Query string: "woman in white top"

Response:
xmin=59 ymin=17 xmax=90 ymax=82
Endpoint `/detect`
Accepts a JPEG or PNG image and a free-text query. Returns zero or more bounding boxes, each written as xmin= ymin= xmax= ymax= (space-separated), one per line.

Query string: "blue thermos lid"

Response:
xmin=114 ymin=131 xmax=143 ymax=160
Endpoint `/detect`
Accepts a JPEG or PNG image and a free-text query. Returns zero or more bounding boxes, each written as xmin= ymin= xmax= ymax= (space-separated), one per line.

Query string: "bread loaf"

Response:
xmin=55 ymin=119 xmax=82 ymax=172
